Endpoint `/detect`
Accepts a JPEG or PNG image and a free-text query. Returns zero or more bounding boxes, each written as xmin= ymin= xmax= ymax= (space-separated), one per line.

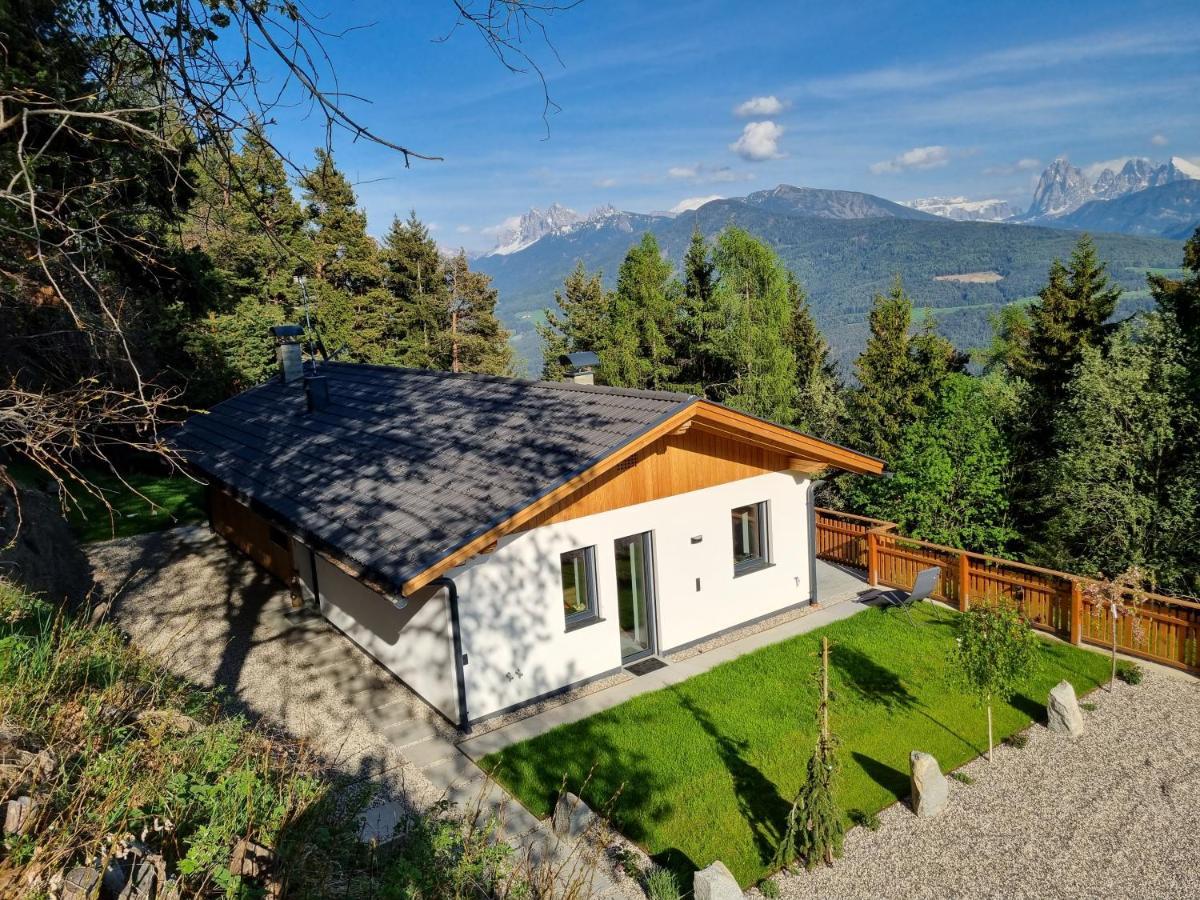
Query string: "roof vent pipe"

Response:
xmin=304 ymin=374 xmax=329 ymax=412
xmin=558 ymin=351 xmax=599 ymax=386
xmin=270 ymin=324 xmax=305 ymax=384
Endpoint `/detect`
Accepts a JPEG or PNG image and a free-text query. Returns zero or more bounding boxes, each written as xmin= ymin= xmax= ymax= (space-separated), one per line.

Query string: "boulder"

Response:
xmin=136 ymin=708 xmax=200 ymax=736
xmin=3 ymin=795 xmax=36 ymax=836
xmin=550 ymin=791 xmax=596 ymax=838
xmin=1047 ymin=680 xmax=1084 ymax=738
xmin=230 ymin=838 xmax=276 ymax=881
xmin=61 ymin=865 xmax=101 ymax=900
xmin=909 ymin=751 xmax=948 ymax=818
xmin=693 ymin=860 xmax=742 ymax=900
xmin=117 ymin=860 xmax=157 ymax=900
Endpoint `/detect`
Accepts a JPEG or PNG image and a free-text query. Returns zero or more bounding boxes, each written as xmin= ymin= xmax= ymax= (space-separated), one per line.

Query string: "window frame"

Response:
xmin=560 ymin=545 xmax=601 ymax=629
xmin=731 ymin=500 xmax=771 ymax=576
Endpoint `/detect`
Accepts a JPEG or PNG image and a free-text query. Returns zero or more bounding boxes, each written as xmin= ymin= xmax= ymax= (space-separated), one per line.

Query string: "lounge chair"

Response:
xmin=882 ymin=566 xmax=940 ymax=622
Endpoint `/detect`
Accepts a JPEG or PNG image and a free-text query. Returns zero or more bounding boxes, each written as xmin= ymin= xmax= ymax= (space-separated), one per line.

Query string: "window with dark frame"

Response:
xmin=560 ymin=546 xmax=599 ymax=626
xmin=731 ymin=501 xmax=769 ymax=574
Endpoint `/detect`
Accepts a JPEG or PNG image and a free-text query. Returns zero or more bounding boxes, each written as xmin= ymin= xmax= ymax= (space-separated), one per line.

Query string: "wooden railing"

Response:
xmin=815 ymin=508 xmax=1200 ymax=675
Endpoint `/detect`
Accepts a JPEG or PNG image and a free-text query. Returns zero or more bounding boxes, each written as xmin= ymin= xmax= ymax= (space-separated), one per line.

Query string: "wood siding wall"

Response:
xmin=210 ymin=488 xmax=295 ymax=582
xmin=523 ymin=426 xmax=798 ymax=530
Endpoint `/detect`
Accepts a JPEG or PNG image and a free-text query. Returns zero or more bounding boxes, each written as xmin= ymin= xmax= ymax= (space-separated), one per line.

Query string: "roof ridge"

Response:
xmin=319 ymin=361 xmax=696 ymax=403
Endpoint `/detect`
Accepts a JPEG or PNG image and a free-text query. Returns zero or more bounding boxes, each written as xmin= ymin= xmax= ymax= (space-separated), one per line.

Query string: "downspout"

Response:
xmin=433 ymin=576 xmax=470 ymax=730
xmin=807 ymin=479 xmax=825 ymax=607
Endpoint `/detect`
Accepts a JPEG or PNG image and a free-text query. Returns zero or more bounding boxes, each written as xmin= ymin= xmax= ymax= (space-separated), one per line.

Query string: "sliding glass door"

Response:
xmin=614 ymin=531 xmax=656 ymax=663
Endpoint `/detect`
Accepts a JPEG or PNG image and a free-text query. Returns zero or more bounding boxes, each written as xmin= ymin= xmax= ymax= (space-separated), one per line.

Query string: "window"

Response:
xmin=561 ymin=546 xmax=599 ymax=627
xmin=731 ymin=502 xmax=769 ymax=574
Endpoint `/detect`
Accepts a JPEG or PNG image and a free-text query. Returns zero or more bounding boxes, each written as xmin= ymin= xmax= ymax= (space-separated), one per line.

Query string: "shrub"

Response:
xmin=1081 ymin=701 xmax=1098 ymax=712
xmin=759 ymin=878 xmax=781 ymax=898
xmin=645 ymin=865 xmax=681 ymax=900
xmin=1116 ymin=661 xmax=1144 ymax=685
xmin=614 ymin=846 xmax=643 ymax=879
xmin=949 ymin=771 xmax=973 ymax=785
xmin=1004 ymin=732 xmax=1029 ymax=749
xmin=848 ymin=808 xmax=881 ymax=831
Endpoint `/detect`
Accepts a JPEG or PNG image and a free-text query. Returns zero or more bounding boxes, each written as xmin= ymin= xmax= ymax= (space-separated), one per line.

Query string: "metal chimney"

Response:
xmin=270 ymin=324 xmax=304 ymax=384
xmin=559 ymin=351 xmax=599 ymax=386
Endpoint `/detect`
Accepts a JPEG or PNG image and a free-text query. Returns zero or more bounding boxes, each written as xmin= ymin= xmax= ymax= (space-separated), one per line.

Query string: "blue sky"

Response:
xmin=262 ymin=0 xmax=1200 ymax=251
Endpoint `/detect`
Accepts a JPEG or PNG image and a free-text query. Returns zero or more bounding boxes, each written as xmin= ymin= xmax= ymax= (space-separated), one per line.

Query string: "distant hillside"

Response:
xmin=1057 ymin=180 xmax=1200 ymax=239
xmin=739 ymin=184 xmax=937 ymax=220
xmin=475 ymin=193 xmax=1185 ymax=373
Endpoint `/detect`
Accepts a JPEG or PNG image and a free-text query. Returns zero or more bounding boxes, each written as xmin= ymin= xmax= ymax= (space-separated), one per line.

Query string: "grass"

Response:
xmin=8 ymin=462 xmax=206 ymax=542
xmin=482 ymin=603 xmax=1110 ymax=887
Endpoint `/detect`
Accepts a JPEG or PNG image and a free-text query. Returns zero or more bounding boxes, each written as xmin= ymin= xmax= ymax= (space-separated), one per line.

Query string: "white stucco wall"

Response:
xmin=293 ymin=540 xmax=459 ymax=721
xmin=450 ymin=470 xmax=813 ymax=721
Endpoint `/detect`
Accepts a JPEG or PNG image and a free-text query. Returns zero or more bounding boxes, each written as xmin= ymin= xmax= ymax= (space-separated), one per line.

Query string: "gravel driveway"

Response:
xmin=773 ymin=669 xmax=1200 ymax=900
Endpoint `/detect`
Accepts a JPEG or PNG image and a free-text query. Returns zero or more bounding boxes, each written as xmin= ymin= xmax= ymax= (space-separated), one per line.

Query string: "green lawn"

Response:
xmin=9 ymin=462 xmax=207 ymax=542
xmin=482 ymin=603 xmax=1110 ymax=887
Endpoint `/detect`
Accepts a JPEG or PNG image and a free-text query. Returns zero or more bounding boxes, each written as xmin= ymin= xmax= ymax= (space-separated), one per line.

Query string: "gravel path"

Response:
xmin=772 ymin=669 xmax=1200 ymax=900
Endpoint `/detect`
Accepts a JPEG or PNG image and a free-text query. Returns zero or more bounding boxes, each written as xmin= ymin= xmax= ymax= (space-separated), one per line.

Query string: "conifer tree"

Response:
xmin=1149 ymin=227 xmax=1200 ymax=400
xmin=601 ymin=233 xmax=681 ymax=390
xmin=537 ymin=261 xmax=611 ymax=380
xmin=299 ymin=149 xmax=394 ymax=363
xmin=787 ymin=272 xmax=843 ymax=439
xmin=442 ymin=252 xmax=514 ymax=376
xmin=675 ymin=227 xmax=727 ymax=394
xmin=707 ymin=227 xmax=796 ymax=422
xmin=381 ymin=211 xmax=448 ymax=368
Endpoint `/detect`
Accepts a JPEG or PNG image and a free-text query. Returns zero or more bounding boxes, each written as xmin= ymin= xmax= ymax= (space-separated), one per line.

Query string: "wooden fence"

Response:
xmin=815 ymin=507 xmax=1200 ymax=675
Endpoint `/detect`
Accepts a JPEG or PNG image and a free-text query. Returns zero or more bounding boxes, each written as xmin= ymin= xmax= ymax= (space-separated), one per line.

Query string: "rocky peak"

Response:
xmin=1026 ymin=158 xmax=1092 ymax=219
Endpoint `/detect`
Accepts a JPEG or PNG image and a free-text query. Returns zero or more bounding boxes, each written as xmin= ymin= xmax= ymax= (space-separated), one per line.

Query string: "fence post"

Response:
xmin=867 ymin=529 xmax=879 ymax=587
xmin=1070 ymin=580 xmax=1083 ymax=645
xmin=958 ymin=552 xmax=970 ymax=612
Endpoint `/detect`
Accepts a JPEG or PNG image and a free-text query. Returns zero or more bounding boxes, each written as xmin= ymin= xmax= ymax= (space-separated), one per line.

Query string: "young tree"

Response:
xmin=788 ymin=273 xmax=844 ymax=440
xmin=865 ymin=374 xmax=1016 ymax=553
xmin=951 ymin=603 xmax=1039 ymax=761
xmin=780 ymin=637 xmax=843 ymax=870
xmin=707 ymin=228 xmax=797 ymax=422
xmin=537 ymin=262 xmax=611 ymax=380
xmin=1082 ymin=568 xmax=1147 ymax=692
xmin=602 ymin=233 xmax=681 ymax=391
xmin=442 ymin=252 xmax=514 ymax=376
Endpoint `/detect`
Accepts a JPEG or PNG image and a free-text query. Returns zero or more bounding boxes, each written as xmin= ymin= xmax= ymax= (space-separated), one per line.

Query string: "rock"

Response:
xmin=3 ymin=795 xmax=36 ymax=835
xmin=909 ymin=751 xmax=949 ymax=818
xmin=118 ymin=860 xmax=156 ymax=900
xmin=550 ymin=791 xmax=595 ymax=838
xmin=33 ymin=748 xmax=57 ymax=779
xmin=693 ymin=860 xmax=742 ymax=900
xmin=61 ymin=866 xmax=101 ymax=900
xmin=1047 ymin=680 xmax=1084 ymax=738
xmin=229 ymin=838 xmax=276 ymax=881
xmin=135 ymin=708 xmax=200 ymax=736
xmin=89 ymin=601 xmax=112 ymax=625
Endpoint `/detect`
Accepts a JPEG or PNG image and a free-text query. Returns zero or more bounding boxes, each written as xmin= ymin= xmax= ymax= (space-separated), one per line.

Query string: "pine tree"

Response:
xmin=537 ymin=261 xmax=611 ymax=380
xmin=381 ymin=211 xmax=448 ymax=368
xmin=675 ymin=227 xmax=727 ymax=395
xmin=442 ymin=252 xmax=514 ymax=376
xmin=707 ymin=227 xmax=796 ymax=422
xmin=1149 ymin=226 xmax=1200 ymax=401
xmin=601 ymin=233 xmax=681 ymax=391
xmin=787 ymin=272 xmax=843 ymax=439
xmin=300 ymin=149 xmax=393 ymax=363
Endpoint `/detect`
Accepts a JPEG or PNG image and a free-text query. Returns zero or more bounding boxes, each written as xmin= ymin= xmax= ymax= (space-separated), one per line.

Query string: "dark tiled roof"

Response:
xmin=174 ymin=363 xmax=694 ymax=592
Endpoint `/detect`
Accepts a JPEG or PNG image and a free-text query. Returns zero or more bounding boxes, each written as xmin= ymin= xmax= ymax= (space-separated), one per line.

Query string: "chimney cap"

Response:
xmin=270 ymin=324 xmax=304 ymax=340
xmin=560 ymin=351 xmax=599 ymax=369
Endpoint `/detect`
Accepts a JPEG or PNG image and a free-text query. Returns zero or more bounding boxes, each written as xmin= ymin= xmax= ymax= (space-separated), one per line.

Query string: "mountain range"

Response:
xmin=1021 ymin=156 xmax=1200 ymax=222
xmin=473 ymin=184 xmax=1187 ymax=374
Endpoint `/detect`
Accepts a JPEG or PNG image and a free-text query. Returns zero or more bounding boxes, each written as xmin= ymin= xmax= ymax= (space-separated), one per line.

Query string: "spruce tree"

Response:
xmin=787 ymin=272 xmax=843 ymax=439
xmin=381 ymin=211 xmax=448 ymax=368
xmin=707 ymin=227 xmax=796 ymax=422
xmin=1149 ymin=227 xmax=1200 ymax=400
xmin=537 ymin=261 xmax=611 ymax=380
xmin=442 ymin=252 xmax=514 ymax=376
xmin=601 ymin=233 xmax=681 ymax=391
xmin=300 ymin=149 xmax=394 ymax=363
xmin=675 ymin=227 xmax=727 ymax=395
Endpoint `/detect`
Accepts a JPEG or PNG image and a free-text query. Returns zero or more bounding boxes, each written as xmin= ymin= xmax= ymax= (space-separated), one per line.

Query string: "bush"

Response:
xmin=949 ymin=771 xmax=973 ymax=785
xmin=1081 ymin=701 xmax=1098 ymax=712
xmin=645 ymin=865 xmax=682 ymax=900
xmin=614 ymin=846 xmax=643 ymax=879
xmin=848 ymin=808 xmax=881 ymax=831
xmin=759 ymin=878 xmax=781 ymax=898
xmin=1116 ymin=661 xmax=1144 ymax=685
xmin=1004 ymin=732 xmax=1029 ymax=749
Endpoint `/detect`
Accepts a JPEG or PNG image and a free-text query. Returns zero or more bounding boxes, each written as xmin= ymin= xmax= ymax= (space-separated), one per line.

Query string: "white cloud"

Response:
xmin=594 ymin=177 xmax=619 ymax=188
xmin=983 ymin=157 xmax=1042 ymax=176
xmin=481 ymin=215 xmax=521 ymax=237
xmin=730 ymin=121 xmax=785 ymax=161
xmin=869 ymin=145 xmax=950 ymax=175
xmin=670 ymin=195 xmax=723 ymax=214
xmin=455 ymin=225 xmax=472 ymax=234
xmin=734 ymin=95 xmax=785 ymax=117
xmin=427 ymin=222 xmax=441 ymax=232
xmin=668 ymin=165 xmax=699 ymax=179
xmin=1151 ymin=133 xmax=1169 ymax=146
xmin=1083 ymin=156 xmax=1138 ymax=179
xmin=666 ymin=163 xmax=752 ymax=183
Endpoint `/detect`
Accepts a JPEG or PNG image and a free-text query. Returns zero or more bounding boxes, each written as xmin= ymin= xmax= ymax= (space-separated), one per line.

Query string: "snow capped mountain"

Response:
xmin=483 ymin=203 xmax=626 ymax=256
xmin=1025 ymin=156 xmax=1200 ymax=221
xmin=902 ymin=196 xmax=1016 ymax=222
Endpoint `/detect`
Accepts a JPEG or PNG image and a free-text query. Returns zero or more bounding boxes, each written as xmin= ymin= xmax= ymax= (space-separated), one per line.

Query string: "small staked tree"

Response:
xmin=951 ymin=603 xmax=1039 ymax=762
xmin=1082 ymin=567 xmax=1147 ymax=692
xmin=780 ymin=636 xmax=843 ymax=869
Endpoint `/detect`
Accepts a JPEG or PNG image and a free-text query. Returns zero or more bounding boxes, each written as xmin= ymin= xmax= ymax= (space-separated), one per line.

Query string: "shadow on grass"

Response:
xmin=677 ymin=693 xmax=792 ymax=871
xmin=830 ymin=645 xmax=917 ymax=711
xmin=850 ymin=750 xmax=910 ymax=804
